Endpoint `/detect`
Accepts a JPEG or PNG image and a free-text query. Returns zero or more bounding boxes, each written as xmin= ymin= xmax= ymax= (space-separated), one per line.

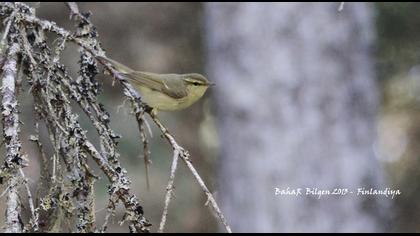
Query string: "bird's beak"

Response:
xmin=208 ymin=82 xmax=216 ymax=87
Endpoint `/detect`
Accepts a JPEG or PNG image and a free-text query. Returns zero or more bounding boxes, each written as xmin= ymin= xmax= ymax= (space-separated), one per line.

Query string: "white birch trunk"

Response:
xmin=205 ymin=2 xmax=389 ymax=232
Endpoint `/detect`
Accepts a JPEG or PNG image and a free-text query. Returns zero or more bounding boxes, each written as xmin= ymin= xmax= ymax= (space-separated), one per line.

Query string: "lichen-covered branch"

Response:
xmin=1 ymin=41 xmax=23 ymax=233
xmin=1 ymin=2 xmax=151 ymax=233
xmin=0 ymin=2 xmax=230 ymax=233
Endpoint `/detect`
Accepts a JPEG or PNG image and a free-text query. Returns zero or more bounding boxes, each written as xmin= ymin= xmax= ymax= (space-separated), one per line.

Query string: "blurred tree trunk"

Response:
xmin=205 ymin=2 xmax=389 ymax=232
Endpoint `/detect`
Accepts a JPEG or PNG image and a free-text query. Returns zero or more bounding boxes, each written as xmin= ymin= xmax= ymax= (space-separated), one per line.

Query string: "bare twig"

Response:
xmin=158 ymin=145 xmax=180 ymax=233
xmin=182 ymin=157 xmax=232 ymax=232
xmin=149 ymin=113 xmax=232 ymax=233
xmin=135 ymin=102 xmax=152 ymax=190
xmin=19 ymin=168 xmax=39 ymax=232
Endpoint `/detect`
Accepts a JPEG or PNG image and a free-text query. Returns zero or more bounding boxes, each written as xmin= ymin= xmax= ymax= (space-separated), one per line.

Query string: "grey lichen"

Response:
xmin=0 ymin=2 xmax=150 ymax=233
xmin=0 ymin=2 xmax=230 ymax=233
xmin=1 ymin=41 xmax=23 ymax=233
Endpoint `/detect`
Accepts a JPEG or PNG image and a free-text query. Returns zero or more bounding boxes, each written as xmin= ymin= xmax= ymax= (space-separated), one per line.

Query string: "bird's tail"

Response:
xmin=97 ymin=55 xmax=135 ymax=74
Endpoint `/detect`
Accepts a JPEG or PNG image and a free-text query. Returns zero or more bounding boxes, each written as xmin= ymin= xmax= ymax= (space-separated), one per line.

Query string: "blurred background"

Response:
xmin=1 ymin=2 xmax=420 ymax=233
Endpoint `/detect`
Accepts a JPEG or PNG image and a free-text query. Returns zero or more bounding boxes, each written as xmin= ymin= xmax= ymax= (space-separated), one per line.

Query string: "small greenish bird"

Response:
xmin=98 ymin=56 xmax=213 ymax=190
xmin=97 ymin=56 xmax=214 ymax=111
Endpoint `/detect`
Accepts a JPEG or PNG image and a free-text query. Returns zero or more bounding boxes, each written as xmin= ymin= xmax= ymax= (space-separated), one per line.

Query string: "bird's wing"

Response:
xmin=124 ymin=72 xmax=189 ymax=99
xmin=98 ymin=56 xmax=189 ymax=99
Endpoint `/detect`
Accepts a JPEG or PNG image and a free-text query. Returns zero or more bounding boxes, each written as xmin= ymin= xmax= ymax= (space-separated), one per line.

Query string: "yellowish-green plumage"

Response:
xmin=97 ymin=56 xmax=214 ymax=190
xmin=98 ymin=56 xmax=213 ymax=111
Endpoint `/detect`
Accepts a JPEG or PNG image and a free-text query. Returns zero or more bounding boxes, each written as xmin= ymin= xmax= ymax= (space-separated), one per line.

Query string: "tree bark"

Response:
xmin=205 ymin=2 xmax=389 ymax=232
xmin=2 ymin=42 xmax=23 ymax=233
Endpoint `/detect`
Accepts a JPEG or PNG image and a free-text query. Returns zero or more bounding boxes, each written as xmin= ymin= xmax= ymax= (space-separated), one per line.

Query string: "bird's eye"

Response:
xmin=192 ymin=82 xmax=200 ymax=86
